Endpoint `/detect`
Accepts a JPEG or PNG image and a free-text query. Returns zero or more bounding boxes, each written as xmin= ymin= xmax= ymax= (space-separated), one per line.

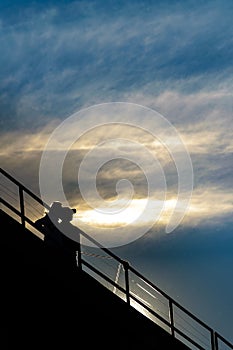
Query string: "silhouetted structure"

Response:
xmin=1 ymin=167 xmax=232 ymax=350
xmin=2 ymin=209 xmax=190 ymax=350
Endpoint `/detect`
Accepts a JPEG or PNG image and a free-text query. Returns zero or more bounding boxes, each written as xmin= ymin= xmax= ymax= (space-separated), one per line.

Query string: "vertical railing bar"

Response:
xmin=211 ymin=329 xmax=216 ymax=350
xmin=123 ymin=261 xmax=130 ymax=305
xmin=19 ymin=186 xmax=25 ymax=228
xmin=214 ymin=332 xmax=219 ymax=350
xmin=169 ymin=299 xmax=175 ymax=337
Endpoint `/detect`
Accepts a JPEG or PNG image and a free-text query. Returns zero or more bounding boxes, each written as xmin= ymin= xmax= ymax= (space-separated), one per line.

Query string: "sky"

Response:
xmin=0 ymin=0 xmax=233 ymax=345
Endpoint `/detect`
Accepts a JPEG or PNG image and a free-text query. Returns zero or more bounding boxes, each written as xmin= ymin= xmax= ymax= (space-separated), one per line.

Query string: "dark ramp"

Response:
xmin=2 ymin=209 xmax=190 ymax=350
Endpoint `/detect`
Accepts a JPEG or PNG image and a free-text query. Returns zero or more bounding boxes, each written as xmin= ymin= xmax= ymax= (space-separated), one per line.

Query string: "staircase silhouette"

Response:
xmin=1 ymin=167 xmax=233 ymax=350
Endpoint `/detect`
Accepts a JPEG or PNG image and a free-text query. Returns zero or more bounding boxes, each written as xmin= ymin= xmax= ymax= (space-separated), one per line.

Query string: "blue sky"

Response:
xmin=1 ymin=0 xmax=233 ymax=344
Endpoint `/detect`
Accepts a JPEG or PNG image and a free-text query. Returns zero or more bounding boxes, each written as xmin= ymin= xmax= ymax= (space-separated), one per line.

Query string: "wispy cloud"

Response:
xmin=1 ymin=88 xmax=232 ymax=229
xmin=1 ymin=0 xmax=233 ymax=236
xmin=0 ymin=0 xmax=232 ymax=131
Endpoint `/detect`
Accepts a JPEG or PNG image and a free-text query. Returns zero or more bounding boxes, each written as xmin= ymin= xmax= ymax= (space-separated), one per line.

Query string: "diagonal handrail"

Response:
xmin=1 ymin=167 xmax=233 ymax=350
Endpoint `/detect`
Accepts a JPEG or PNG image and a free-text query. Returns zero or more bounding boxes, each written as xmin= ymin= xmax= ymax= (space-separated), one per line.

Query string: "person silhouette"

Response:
xmin=35 ymin=202 xmax=81 ymax=271
xmin=58 ymin=206 xmax=81 ymax=268
xmin=35 ymin=201 xmax=64 ymax=249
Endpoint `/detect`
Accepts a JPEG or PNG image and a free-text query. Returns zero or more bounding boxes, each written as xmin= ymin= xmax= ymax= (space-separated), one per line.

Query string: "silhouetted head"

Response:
xmin=61 ymin=207 xmax=74 ymax=223
xmin=50 ymin=201 xmax=62 ymax=210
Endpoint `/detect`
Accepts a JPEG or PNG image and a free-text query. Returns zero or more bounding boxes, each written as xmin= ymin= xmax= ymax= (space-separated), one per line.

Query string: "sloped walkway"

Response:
xmin=2 ymin=209 xmax=189 ymax=350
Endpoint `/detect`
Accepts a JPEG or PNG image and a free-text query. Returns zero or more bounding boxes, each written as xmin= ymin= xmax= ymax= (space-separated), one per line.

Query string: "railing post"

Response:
xmin=214 ymin=332 xmax=219 ymax=350
xmin=211 ymin=329 xmax=216 ymax=350
xmin=19 ymin=187 xmax=25 ymax=228
xmin=169 ymin=299 xmax=175 ymax=337
xmin=123 ymin=261 xmax=130 ymax=305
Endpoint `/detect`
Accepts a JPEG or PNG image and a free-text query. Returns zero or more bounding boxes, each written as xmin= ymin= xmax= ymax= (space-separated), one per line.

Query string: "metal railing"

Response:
xmin=1 ymin=167 xmax=232 ymax=350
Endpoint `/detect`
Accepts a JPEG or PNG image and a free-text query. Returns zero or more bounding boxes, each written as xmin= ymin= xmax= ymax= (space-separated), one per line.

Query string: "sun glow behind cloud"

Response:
xmin=1 ymin=105 xmax=233 ymax=231
xmin=74 ymin=190 xmax=233 ymax=230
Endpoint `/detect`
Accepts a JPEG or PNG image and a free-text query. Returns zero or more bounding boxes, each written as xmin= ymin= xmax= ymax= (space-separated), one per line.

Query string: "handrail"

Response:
xmin=1 ymin=167 xmax=233 ymax=350
xmin=129 ymin=264 xmax=213 ymax=331
xmin=0 ymin=167 xmax=49 ymax=210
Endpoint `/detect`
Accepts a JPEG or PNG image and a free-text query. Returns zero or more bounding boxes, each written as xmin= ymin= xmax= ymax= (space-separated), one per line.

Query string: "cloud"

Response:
xmin=1 ymin=1 xmax=233 ymax=237
xmin=1 ymin=85 xmax=232 ymax=198
xmin=185 ymin=186 xmax=233 ymax=223
xmin=0 ymin=0 xmax=233 ymax=131
xmin=1 ymin=99 xmax=232 ymax=231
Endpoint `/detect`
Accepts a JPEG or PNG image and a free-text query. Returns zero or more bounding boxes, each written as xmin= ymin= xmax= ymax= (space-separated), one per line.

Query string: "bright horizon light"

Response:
xmin=73 ymin=191 xmax=233 ymax=229
xmin=74 ymin=198 xmax=179 ymax=227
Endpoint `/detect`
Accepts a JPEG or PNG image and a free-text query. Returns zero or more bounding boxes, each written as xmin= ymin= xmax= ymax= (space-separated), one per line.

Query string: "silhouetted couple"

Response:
xmin=35 ymin=201 xmax=81 ymax=273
